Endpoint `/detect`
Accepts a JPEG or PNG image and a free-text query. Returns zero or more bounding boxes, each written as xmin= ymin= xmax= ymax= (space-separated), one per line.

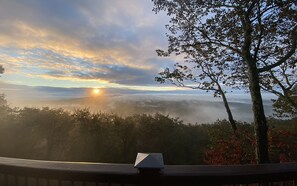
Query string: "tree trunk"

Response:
xmin=247 ymin=64 xmax=270 ymax=164
xmin=219 ymin=89 xmax=237 ymax=132
xmin=242 ymin=13 xmax=270 ymax=163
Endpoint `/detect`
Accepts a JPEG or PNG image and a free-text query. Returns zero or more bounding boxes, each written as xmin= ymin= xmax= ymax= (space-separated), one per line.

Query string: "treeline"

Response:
xmin=0 ymin=95 xmax=296 ymax=165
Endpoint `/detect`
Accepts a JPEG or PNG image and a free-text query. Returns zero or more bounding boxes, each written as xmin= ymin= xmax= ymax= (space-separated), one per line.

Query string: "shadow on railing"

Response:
xmin=0 ymin=154 xmax=296 ymax=186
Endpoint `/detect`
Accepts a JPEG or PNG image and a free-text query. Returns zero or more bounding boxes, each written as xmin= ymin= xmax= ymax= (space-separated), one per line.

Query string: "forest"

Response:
xmin=0 ymin=94 xmax=296 ymax=165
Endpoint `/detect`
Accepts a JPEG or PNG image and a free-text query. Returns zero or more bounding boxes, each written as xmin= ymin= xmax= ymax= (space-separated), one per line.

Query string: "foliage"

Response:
xmin=204 ymin=120 xmax=256 ymax=165
xmin=204 ymin=119 xmax=297 ymax=165
xmin=272 ymin=85 xmax=297 ymax=118
xmin=267 ymin=117 xmax=297 ymax=162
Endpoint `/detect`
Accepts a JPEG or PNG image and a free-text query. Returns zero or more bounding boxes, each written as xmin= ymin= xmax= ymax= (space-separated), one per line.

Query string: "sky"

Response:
xmin=0 ymin=0 xmax=277 ymax=122
xmin=0 ymin=0 xmax=182 ymax=92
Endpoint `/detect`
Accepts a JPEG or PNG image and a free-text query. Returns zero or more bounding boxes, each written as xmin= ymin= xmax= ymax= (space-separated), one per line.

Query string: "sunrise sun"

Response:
xmin=92 ymin=88 xmax=101 ymax=96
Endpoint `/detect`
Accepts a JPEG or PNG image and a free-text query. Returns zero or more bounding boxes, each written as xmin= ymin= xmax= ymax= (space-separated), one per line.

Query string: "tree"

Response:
xmin=0 ymin=65 xmax=4 ymax=75
xmin=0 ymin=66 xmax=8 ymax=125
xmin=152 ymin=0 xmax=297 ymax=163
xmin=156 ymin=55 xmax=238 ymax=132
xmin=272 ymin=84 xmax=297 ymax=118
xmin=258 ymin=56 xmax=297 ymax=118
xmin=0 ymin=94 xmax=14 ymax=125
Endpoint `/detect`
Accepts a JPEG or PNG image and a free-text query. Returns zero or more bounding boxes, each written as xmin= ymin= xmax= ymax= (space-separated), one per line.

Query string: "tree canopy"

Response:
xmin=152 ymin=0 xmax=297 ymax=163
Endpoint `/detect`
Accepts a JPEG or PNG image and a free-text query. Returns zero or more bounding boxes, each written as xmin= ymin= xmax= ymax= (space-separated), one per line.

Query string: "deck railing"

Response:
xmin=0 ymin=155 xmax=296 ymax=186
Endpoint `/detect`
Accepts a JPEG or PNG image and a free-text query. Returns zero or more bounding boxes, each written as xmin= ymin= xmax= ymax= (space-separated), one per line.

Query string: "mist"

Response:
xmin=1 ymin=83 xmax=275 ymax=124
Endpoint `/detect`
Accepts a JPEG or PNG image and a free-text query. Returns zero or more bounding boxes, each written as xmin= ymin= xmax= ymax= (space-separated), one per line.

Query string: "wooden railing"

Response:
xmin=0 ymin=156 xmax=296 ymax=186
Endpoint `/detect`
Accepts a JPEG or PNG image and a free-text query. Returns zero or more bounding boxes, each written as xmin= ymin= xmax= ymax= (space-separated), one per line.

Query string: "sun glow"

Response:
xmin=92 ymin=88 xmax=101 ymax=96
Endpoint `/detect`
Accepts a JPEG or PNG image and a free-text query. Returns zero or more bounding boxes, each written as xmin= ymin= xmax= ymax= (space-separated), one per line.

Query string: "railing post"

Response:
xmin=134 ymin=153 xmax=164 ymax=186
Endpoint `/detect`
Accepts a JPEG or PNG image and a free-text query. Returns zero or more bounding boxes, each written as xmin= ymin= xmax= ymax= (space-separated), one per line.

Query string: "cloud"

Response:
xmin=0 ymin=0 xmax=172 ymax=88
xmin=1 ymin=48 xmax=160 ymax=86
xmin=71 ymin=64 xmax=157 ymax=85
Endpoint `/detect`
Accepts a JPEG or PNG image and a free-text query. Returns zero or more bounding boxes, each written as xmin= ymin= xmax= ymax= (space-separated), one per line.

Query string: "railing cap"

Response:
xmin=134 ymin=153 xmax=164 ymax=169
